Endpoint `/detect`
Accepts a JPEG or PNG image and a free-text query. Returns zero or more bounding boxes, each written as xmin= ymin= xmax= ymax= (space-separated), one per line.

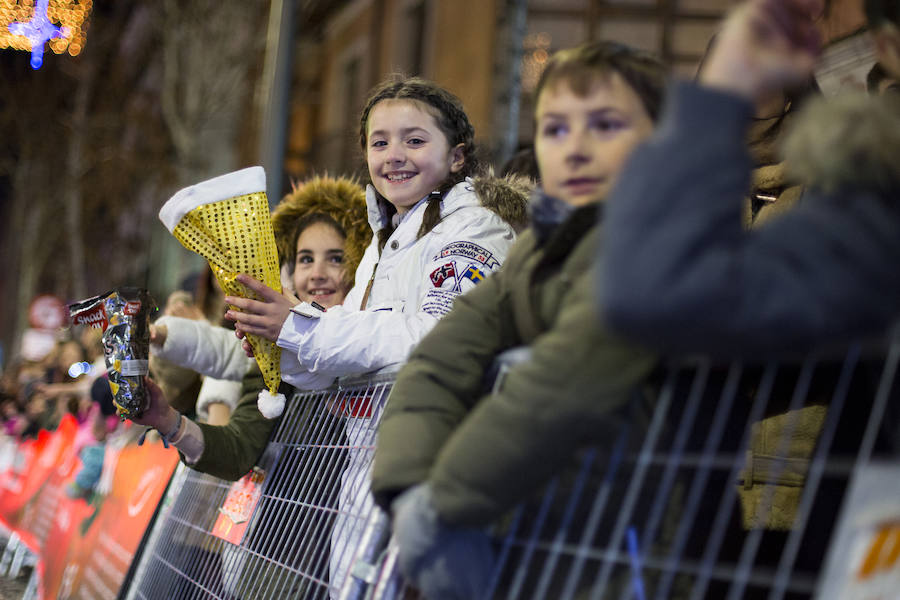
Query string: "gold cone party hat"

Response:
xmin=159 ymin=167 xmax=282 ymax=396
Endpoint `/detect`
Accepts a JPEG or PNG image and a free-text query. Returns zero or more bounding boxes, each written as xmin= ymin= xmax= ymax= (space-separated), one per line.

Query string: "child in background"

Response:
xmin=66 ymin=376 xmax=118 ymax=499
xmin=137 ymin=175 xmax=370 ymax=480
xmin=131 ymin=175 xmax=369 ymax=600
xmin=369 ymin=42 xmax=666 ymax=599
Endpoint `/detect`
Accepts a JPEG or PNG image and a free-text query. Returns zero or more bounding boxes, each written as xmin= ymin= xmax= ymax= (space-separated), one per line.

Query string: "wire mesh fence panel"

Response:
xmin=124 ymin=463 xmax=234 ymax=600
xmin=448 ymin=343 xmax=896 ymax=600
xmin=123 ymin=342 xmax=900 ymax=600
xmin=367 ymin=343 xmax=900 ymax=600
xmin=124 ymin=374 xmax=396 ymax=600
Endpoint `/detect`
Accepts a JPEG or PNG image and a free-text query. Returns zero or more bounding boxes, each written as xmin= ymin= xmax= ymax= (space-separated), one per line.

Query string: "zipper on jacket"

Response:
xmin=359 ymin=262 xmax=378 ymax=310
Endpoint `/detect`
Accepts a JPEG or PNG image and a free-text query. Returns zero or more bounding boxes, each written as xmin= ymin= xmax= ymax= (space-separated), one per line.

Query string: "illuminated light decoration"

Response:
xmin=7 ymin=0 xmax=66 ymax=68
xmin=1 ymin=0 xmax=92 ymax=64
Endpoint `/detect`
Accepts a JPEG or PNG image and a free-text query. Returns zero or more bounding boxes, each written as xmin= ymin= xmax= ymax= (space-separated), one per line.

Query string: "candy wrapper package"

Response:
xmin=158 ymin=167 xmax=285 ymax=410
xmin=69 ymin=288 xmax=156 ymax=419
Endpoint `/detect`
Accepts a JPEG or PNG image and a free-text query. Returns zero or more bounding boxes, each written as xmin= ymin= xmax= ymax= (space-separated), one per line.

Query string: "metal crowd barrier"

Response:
xmin=122 ymin=340 xmax=900 ymax=599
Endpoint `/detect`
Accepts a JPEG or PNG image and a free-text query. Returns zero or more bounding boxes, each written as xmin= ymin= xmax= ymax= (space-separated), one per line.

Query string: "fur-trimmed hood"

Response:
xmin=365 ymin=172 xmax=532 ymax=234
xmin=271 ymin=175 xmax=370 ymax=280
xmin=782 ymin=93 xmax=900 ymax=195
xmin=471 ymin=171 xmax=532 ymax=232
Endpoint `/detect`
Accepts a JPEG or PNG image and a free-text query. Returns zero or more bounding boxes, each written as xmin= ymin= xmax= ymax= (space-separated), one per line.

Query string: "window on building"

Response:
xmin=407 ymin=0 xmax=428 ymax=75
xmin=340 ymin=56 xmax=362 ymax=171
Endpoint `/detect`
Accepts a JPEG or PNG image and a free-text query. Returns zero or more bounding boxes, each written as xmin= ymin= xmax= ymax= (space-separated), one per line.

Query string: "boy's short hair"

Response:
xmin=534 ymin=41 xmax=667 ymax=121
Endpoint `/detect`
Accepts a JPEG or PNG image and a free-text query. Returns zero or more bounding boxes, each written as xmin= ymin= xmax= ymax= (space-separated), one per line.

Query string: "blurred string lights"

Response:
xmin=522 ymin=32 xmax=552 ymax=92
xmin=1 ymin=0 xmax=92 ymax=69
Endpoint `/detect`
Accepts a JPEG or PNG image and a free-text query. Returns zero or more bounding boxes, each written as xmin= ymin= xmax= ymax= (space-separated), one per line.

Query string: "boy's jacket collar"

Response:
xmin=530 ymin=189 xmax=601 ymax=244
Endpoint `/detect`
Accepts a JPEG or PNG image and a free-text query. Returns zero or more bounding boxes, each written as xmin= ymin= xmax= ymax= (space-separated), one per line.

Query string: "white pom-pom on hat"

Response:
xmin=258 ymin=389 xmax=286 ymax=419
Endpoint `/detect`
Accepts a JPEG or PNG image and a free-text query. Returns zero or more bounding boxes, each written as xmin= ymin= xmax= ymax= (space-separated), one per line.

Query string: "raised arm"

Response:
xmin=189 ymin=366 xmax=278 ymax=480
xmin=601 ymin=0 xmax=900 ymax=356
xmin=152 ymin=315 xmax=252 ymax=380
xmin=135 ymin=366 xmax=275 ymax=481
xmin=602 ymin=81 xmax=900 ymax=356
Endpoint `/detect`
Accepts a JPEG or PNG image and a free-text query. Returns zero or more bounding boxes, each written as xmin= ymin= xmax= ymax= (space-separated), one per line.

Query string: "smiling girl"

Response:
xmin=225 ymin=77 xmax=527 ymax=393
xmin=370 ymin=42 xmax=667 ymax=598
xmin=215 ymin=77 xmax=528 ymax=596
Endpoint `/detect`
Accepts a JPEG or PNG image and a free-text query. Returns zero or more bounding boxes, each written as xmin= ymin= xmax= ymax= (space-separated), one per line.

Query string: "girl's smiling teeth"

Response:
xmin=308 ymin=288 xmax=336 ymax=299
xmin=386 ymin=171 xmax=416 ymax=182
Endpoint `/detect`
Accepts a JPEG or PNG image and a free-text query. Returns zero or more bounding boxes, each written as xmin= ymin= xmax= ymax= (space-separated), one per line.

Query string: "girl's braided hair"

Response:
xmin=358 ymin=76 xmax=482 ymax=252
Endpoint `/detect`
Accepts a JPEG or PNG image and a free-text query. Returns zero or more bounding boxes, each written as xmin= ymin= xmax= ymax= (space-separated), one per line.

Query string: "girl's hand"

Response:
xmin=224 ymin=274 xmax=298 ymax=342
xmin=149 ymin=323 xmax=167 ymax=347
xmin=700 ymin=0 xmax=822 ymax=102
xmin=233 ymin=328 xmax=255 ymax=357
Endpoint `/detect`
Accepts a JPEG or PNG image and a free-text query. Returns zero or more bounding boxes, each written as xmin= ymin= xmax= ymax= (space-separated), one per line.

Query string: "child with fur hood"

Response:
xmin=138 ymin=175 xmax=370 ymax=479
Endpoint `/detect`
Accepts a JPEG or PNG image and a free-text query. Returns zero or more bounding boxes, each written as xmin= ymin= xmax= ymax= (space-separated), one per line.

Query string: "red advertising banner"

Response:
xmin=16 ymin=430 xmax=81 ymax=552
xmin=0 ymin=415 xmax=77 ymax=525
xmin=0 ymin=422 xmax=178 ymax=600
xmin=42 ymin=495 xmax=94 ymax=600
xmin=50 ymin=438 xmax=179 ymax=600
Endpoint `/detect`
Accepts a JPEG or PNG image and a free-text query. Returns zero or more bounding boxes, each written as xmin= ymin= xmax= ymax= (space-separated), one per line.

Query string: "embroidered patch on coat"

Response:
xmin=459 ymin=264 xmax=486 ymax=285
xmin=433 ymin=241 xmax=501 ymax=269
xmin=430 ymin=262 xmax=457 ymax=287
xmin=422 ymin=289 xmax=458 ymax=317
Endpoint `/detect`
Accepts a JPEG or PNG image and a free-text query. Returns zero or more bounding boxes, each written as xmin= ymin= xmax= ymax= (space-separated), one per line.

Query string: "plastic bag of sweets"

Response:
xmin=69 ymin=288 xmax=156 ymax=419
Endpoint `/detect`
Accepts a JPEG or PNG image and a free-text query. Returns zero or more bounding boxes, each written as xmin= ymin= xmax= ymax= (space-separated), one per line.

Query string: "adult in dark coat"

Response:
xmin=601 ymin=0 xmax=900 ymax=356
xmin=599 ymin=0 xmax=900 ymax=542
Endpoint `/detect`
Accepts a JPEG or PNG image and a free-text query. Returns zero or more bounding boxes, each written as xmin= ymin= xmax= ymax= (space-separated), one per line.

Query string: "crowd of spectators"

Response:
xmin=2 ymin=0 xmax=899 ymax=597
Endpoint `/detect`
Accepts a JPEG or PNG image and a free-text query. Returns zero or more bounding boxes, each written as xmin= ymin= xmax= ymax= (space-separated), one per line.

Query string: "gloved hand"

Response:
xmin=391 ymin=483 xmax=496 ymax=600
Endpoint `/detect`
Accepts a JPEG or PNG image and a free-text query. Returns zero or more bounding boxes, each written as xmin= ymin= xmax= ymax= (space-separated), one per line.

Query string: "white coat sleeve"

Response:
xmin=280 ymin=350 xmax=338 ymax=391
xmin=152 ymin=316 xmax=253 ymax=381
xmin=195 ymin=377 xmax=243 ymax=418
xmin=276 ymin=211 xmax=516 ymax=380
